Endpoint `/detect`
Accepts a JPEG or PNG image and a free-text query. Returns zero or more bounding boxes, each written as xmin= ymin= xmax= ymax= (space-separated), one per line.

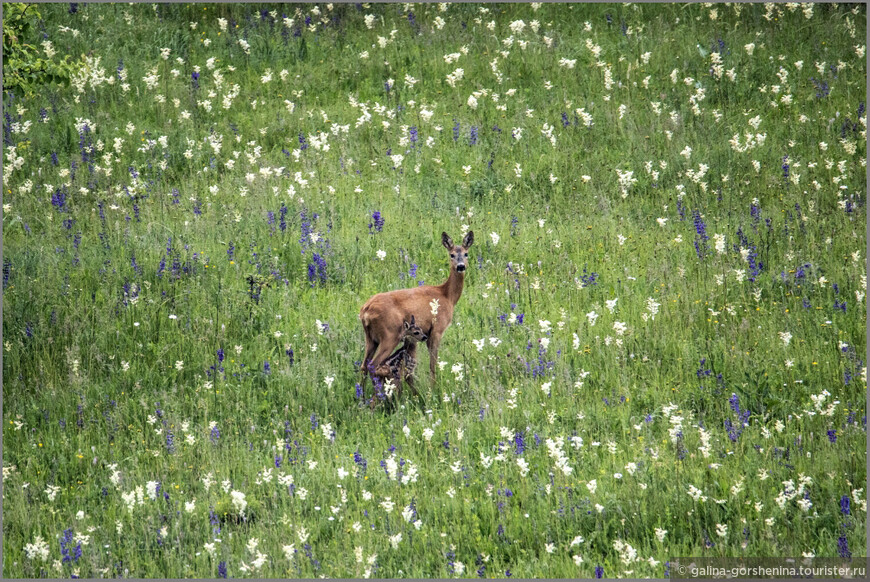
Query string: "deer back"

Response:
xmin=360 ymin=286 xmax=450 ymax=341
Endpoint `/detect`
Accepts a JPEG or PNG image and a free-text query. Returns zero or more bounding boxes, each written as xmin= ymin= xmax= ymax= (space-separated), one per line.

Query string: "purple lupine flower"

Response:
xmin=299 ymin=211 xmax=313 ymax=251
xmin=827 ymin=429 xmax=837 ymax=443
xmin=747 ymin=247 xmax=763 ymax=282
xmin=514 ymin=431 xmax=526 ymax=455
xmin=218 ymin=561 xmax=227 ymax=578
xmin=51 ymin=188 xmax=67 ymax=211
xmin=838 ymin=536 xmax=851 ymax=558
xmin=675 ymin=432 xmax=687 ymax=459
xmin=308 ymin=253 xmax=327 ymax=285
xmin=469 ymin=125 xmax=478 ymax=145
xmin=210 ymin=425 xmax=220 ymax=444
xmin=166 ymin=428 xmax=175 ymax=453
xmin=369 ymin=211 xmax=384 ymax=234
xmin=446 ymin=550 xmax=456 ymax=576
xmin=264 ymin=361 xmax=271 ymax=375
xmin=453 ymin=119 xmax=460 ymax=142
xmin=811 ymin=77 xmax=830 ymax=98
xmin=750 ymin=202 xmax=761 ymax=223
xmin=409 ymin=126 xmax=418 ymax=146
xmin=227 ymin=241 xmax=234 ymax=261
xmin=60 ymin=528 xmax=75 ymax=562
xmin=3 ymin=258 xmax=11 ymax=289
xmin=692 ymin=209 xmax=709 ymax=259
xmin=191 ymin=71 xmax=200 ymax=90
xmin=841 ymin=495 xmax=851 ymax=515
xmin=729 ymin=393 xmax=740 ymax=413
xmin=578 ymin=265 xmax=599 ymax=287
xmin=595 ymin=565 xmax=604 ymax=578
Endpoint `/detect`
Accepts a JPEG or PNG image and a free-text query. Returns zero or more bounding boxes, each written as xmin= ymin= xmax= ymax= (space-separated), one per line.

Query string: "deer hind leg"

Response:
xmin=369 ymin=337 xmax=402 ymax=370
xmin=361 ymin=336 xmax=378 ymax=386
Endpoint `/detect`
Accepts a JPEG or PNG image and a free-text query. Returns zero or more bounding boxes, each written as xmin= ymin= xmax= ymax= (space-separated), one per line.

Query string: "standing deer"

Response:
xmin=360 ymin=231 xmax=474 ymax=386
xmin=370 ymin=315 xmax=428 ymax=407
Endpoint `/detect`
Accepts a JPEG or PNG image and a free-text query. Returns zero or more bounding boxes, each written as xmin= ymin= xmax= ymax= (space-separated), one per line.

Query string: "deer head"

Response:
xmin=401 ymin=314 xmax=428 ymax=343
xmin=442 ymin=231 xmax=474 ymax=273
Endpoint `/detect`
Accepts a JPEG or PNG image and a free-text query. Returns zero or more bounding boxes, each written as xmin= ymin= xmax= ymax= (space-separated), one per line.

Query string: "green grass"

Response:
xmin=2 ymin=2 xmax=866 ymax=578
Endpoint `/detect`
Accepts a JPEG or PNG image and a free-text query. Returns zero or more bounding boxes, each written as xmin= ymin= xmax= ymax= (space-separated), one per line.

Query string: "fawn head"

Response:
xmin=442 ymin=231 xmax=474 ymax=273
xmin=401 ymin=314 xmax=428 ymax=343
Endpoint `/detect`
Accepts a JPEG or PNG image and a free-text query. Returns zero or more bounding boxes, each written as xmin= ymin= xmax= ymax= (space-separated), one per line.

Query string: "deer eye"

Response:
xmin=464 ymin=253 xmax=468 ymax=257
xmin=450 ymin=254 xmax=455 ymax=258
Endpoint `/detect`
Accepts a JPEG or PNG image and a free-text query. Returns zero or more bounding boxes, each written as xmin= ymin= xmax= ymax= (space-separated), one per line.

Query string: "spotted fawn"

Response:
xmin=371 ymin=315 xmax=428 ymax=407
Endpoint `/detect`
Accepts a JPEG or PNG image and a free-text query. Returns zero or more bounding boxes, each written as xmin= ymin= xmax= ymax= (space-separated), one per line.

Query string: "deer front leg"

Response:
xmin=426 ymin=333 xmax=442 ymax=384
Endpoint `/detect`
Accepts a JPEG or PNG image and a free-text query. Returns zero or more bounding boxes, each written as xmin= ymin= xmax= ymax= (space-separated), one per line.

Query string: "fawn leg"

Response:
xmin=368 ymin=338 xmax=401 ymax=406
xmin=403 ymin=342 xmax=419 ymax=398
xmin=405 ymin=373 xmax=417 ymax=398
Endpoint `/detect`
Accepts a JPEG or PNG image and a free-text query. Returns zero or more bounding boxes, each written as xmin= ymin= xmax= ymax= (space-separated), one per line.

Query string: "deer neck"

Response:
xmin=441 ymin=267 xmax=465 ymax=307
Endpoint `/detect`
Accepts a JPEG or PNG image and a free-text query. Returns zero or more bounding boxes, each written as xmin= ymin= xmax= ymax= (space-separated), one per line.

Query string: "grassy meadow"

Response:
xmin=1 ymin=2 xmax=867 ymax=578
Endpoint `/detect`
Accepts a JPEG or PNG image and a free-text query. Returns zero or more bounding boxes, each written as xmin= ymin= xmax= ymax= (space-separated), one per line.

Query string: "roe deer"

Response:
xmin=370 ymin=315 xmax=428 ymax=407
xmin=360 ymin=231 xmax=474 ymax=385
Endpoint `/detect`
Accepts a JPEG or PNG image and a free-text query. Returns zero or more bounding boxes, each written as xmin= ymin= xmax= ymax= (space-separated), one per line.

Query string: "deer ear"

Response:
xmin=442 ymin=232 xmax=453 ymax=250
xmin=403 ymin=320 xmax=410 ymax=331
xmin=410 ymin=314 xmax=416 ymax=325
xmin=463 ymin=230 xmax=474 ymax=248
